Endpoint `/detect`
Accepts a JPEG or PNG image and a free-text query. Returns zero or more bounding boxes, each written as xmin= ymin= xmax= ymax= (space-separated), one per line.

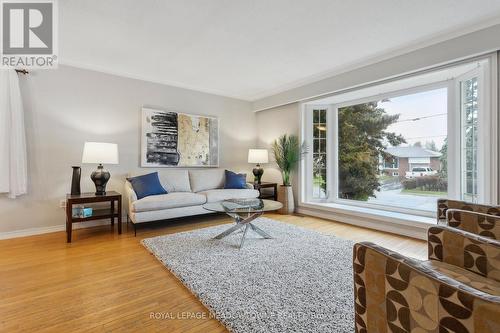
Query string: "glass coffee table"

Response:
xmin=203 ymin=199 xmax=283 ymax=248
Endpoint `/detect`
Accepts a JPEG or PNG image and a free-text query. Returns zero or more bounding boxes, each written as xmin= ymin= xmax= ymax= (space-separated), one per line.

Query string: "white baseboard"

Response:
xmin=0 ymin=216 xmax=128 ymax=240
xmin=0 ymin=225 xmax=66 ymax=240
xmin=2 ymin=206 xmax=430 ymax=241
xmin=296 ymin=206 xmax=429 ymax=240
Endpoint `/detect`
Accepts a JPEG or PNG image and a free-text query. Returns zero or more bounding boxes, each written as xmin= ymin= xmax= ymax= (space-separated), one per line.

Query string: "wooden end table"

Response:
xmin=65 ymin=191 xmax=122 ymax=243
xmin=253 ymin=182 xmax=278 ymax=201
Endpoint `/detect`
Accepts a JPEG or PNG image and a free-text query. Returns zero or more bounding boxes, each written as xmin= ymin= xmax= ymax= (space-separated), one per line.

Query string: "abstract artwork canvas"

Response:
xmin=141 ymin=108 xmax=219 ymax=167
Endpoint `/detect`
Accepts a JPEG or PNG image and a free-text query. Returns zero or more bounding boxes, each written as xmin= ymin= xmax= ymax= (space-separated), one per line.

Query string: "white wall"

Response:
xmin=0 ymin=65 xmax=256 ymax=234
xmin=255 ymin=103 xmax=301 ymax=202
xmin=253 ymin=24 xmax=500 ymax=111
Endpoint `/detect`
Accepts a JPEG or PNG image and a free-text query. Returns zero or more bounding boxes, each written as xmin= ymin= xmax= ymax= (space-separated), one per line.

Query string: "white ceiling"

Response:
xmin=60 ymin=0 xmax=500 ymax=101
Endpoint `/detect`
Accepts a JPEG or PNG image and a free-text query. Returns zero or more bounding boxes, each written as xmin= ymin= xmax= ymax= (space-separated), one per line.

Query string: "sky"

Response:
xmin=378 ymin=87 xmax=447 ymax=150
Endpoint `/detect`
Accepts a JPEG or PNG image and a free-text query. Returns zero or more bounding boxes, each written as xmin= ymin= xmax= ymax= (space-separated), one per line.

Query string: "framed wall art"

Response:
xmin=141 ymin=107 xmax=219 ymax=167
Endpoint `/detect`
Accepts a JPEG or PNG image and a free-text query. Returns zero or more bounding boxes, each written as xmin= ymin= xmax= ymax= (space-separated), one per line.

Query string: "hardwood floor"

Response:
xmin=0 ymin=213 xmax=426 ymax=332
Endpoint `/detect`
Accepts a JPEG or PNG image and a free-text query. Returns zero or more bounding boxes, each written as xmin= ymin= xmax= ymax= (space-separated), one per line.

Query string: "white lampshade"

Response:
xmin=248 ymin=149 xmax=269 ymax=164
xmin=82 ymin=142 xmax=119 ymax=164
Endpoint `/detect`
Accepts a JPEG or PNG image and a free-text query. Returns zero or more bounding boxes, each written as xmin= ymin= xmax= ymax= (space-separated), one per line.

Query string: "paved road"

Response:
xmin=367 ymin=188 xmax=440 ymax=212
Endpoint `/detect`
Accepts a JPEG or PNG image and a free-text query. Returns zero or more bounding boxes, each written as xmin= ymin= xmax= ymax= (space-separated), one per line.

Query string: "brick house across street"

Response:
xmin=380 ymin=146 xmax=442 ymax=177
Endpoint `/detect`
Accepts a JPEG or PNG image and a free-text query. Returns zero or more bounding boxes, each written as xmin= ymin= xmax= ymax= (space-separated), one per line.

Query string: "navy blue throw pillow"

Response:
xmin=224 ymin=170 xmax=247 ymax=189
xmin=127 ymin=172 xmax=167 ymax=200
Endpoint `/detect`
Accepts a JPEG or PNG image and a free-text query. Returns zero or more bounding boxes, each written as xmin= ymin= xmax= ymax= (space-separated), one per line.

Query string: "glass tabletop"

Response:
xmin=203 ymin=199 xmax=282 ymax=213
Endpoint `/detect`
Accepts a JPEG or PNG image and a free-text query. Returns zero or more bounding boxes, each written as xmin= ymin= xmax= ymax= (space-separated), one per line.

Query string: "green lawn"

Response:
xmin=401 ymin=189 xmax=447 ymax=197
xmin=378 ymin=175 xmax=394 ymax=182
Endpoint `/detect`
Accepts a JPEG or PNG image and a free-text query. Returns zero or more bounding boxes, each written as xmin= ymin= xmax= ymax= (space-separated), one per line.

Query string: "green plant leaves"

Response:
xmin=272 ymin=134 xmax=308 ymax=186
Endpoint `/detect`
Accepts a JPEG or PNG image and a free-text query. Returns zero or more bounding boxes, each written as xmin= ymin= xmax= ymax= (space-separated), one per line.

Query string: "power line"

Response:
xmin=396 ymin=113 xmax=447 ymax=123
xmin=404 ymin=134 xmax=447 ymax=140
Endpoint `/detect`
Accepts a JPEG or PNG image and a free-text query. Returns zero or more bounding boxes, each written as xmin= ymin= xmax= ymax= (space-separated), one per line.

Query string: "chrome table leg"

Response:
xmin=239 ymin=224 xmax=250 ymax=248
xmin=213 ymin=223 xmax=245 ymax=239
xmin=213 ymin=211 xmax=272 ymax=248
xmin=249 ymin=223 xmax=273 ymax=239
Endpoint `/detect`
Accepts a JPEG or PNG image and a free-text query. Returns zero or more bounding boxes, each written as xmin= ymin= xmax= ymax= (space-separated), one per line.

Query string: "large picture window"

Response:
xmin=336 ymin=89 xmax=447 ymax=211
xmin=303 ymin=57 xmax=496 ymax=218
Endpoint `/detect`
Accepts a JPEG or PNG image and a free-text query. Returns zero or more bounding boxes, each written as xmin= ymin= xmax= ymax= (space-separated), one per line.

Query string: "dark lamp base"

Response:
xmin=91 ymin=164 xmax=111 ymax=195
xmin=252 ymin=164 xmax=264 ymax=184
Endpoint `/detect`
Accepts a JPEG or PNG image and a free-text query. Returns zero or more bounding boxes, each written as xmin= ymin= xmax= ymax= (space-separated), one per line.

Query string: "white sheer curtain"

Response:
xmin=0 ymin=70 xmax=27 ymax=198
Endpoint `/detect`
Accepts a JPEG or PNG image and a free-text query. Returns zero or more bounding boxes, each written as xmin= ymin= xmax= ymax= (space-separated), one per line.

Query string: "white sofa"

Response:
xmin=125 ymin=168 xmax=259 ymax=225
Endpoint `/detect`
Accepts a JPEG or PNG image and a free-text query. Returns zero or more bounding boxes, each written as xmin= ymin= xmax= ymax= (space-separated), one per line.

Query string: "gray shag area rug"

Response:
xmin=142 ymin=217 xmax=355 ymax=333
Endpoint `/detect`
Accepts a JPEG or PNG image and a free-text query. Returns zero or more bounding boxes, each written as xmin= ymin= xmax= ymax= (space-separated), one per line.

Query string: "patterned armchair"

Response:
xmin=353 ymin=225 xmax=500 ymax=333
xmin=436 ymin=198 xmax=500 ymax=225
xmin=446 ymin=209 xmax=500 ymax=240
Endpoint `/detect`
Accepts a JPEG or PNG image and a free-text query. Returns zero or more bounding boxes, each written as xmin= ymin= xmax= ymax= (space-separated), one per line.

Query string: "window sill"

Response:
xmin=298 ymin=201 xmax=435 ymax=240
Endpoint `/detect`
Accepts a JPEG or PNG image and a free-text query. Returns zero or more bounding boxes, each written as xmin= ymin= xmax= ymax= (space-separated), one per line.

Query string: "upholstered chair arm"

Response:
xmin=354 ymin=242 xmax=500 ymax=333
xmin=428 ymin=225 xmax=500 ymax=281
xmin=437 ymin=198 xmax=500 ymax=224
xmin=436 ymin=198 xmax=449 ymax=223
xmin=446 ymin=209 xmax=500 ymax=240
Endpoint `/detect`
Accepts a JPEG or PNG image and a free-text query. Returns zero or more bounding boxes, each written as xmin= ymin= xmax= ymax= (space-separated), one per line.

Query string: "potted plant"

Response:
xmin=272 ymin=134 xmax=307 ymax=214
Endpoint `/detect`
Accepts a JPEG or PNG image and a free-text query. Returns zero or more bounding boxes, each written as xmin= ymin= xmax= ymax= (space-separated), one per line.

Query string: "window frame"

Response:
xmin=304 ymin=104 xmax=332 ymax=202
xmin=457 ymin=69 xmax=480 ymax=202
xmin=301 ymin=54 xmax=498 ymax=219
xmin=454 ymin=61 xmax=497 ymax=204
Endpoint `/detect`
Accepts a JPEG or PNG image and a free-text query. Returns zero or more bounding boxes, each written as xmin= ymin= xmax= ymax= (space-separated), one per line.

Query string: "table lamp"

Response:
xmin=82 ymin=142 xmax=119 ymax=195
xmin=248 ymin=149 xmax=268 ymax=184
